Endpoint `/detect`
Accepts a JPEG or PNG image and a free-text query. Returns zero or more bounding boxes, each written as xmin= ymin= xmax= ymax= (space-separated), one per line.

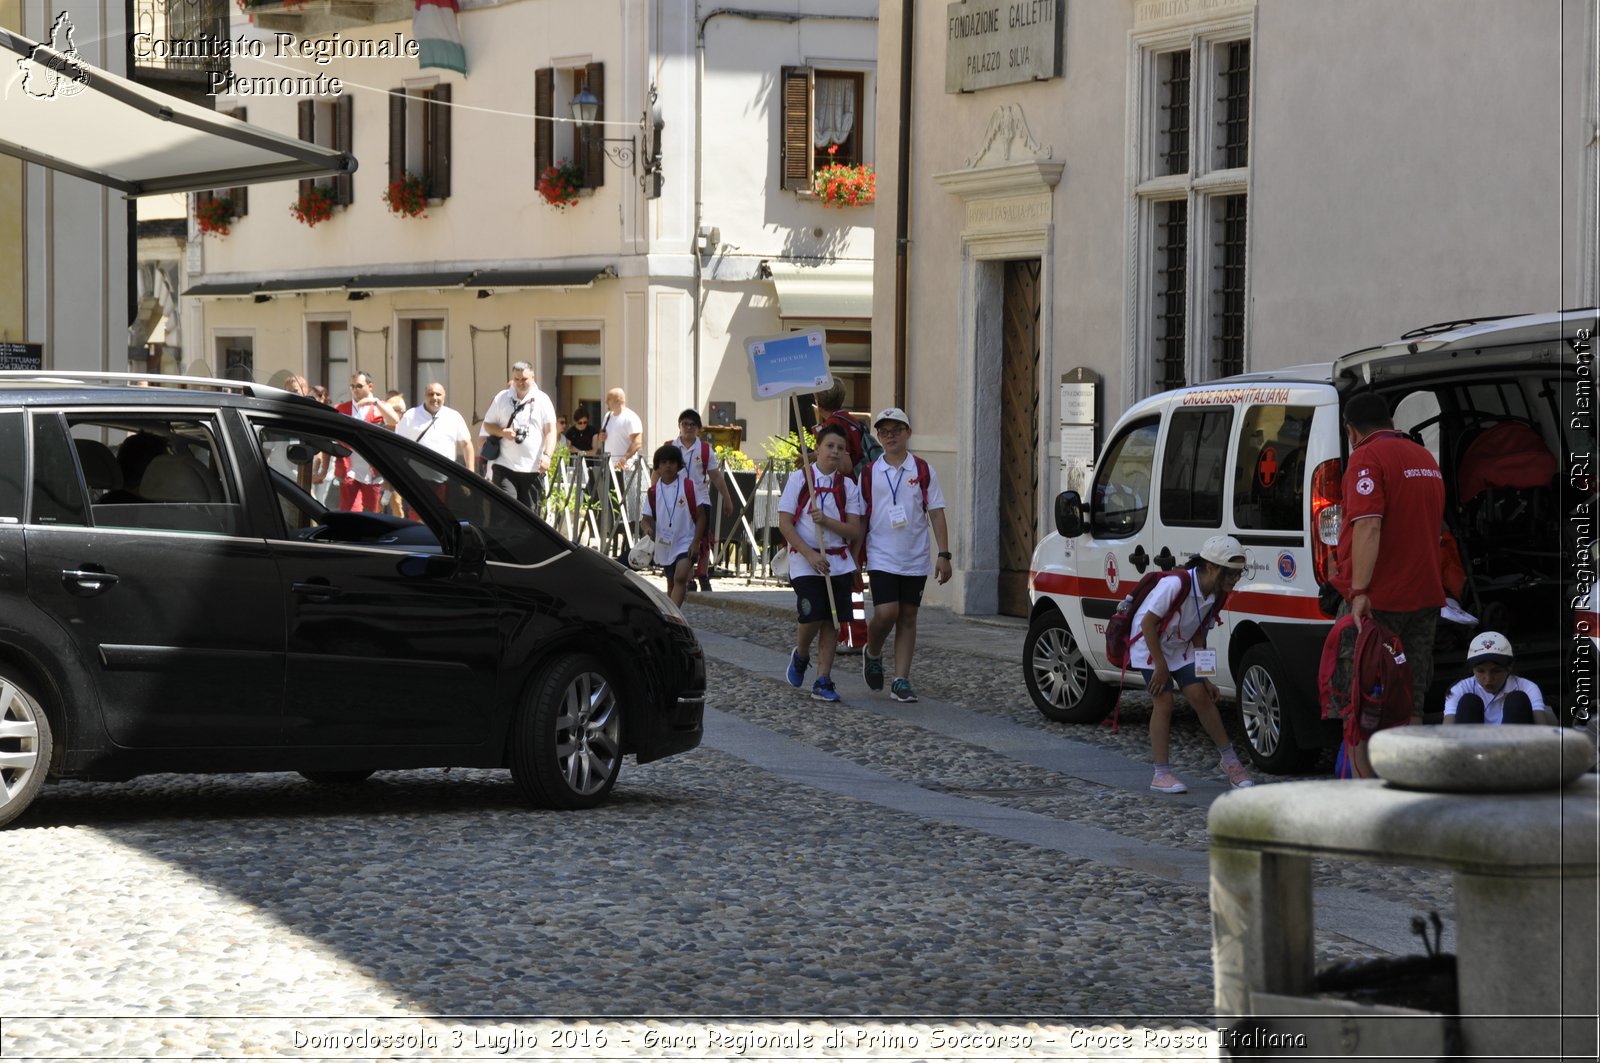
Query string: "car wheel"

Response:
xmin=510 ymin=655 xmax=624 ymax=810
xmin=0 ymin=669 xmax=53 ymax=829
xmin=1237 ymin=643 xmax=1320 ymax=773
xmin=299 ymin=770 xmax=375 ymax=785
xmin=1023 ymin=611 xmax=1115 ymax=724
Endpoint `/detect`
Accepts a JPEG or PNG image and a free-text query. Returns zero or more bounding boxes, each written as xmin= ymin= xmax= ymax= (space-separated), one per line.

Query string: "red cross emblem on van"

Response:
xmin=1257 ymin=445 xmax=1279 ymax=488
xmin=1105 ymin=552 xmax=1119 ymax=592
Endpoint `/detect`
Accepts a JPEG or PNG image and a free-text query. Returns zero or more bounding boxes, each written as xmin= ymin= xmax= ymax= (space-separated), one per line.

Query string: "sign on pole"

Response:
xmin=745 ymin=329 xmax=830 ymax=400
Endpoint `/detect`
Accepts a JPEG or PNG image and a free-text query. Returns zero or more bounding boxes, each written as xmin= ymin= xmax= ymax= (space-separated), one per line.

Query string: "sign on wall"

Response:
xmin=0 ymin=342 xmax=44 ymax=370
xmin=946 ymin=0 xmax=1064 ymax=94
xmin=1059 ymin=366 xmax=1099 ymax=495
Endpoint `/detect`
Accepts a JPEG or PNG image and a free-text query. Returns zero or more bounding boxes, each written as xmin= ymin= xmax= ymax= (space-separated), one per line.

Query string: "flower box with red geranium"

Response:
xmin=195 ymin=196 xmax=236 ymax=238
xmin=811 ymin=144 xmax=875 ymax=208
xmin=290 ymin=184 xmax=335 ymax=228
xmin=537 ymin=158 xmax=585 ymax=211
xmin=384 ymin=171 xmax=429 ymax=219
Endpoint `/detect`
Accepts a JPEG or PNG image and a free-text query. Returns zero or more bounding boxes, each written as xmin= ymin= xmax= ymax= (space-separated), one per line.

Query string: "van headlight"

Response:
xmin=622 ymin=566 xmax=690 ymax=626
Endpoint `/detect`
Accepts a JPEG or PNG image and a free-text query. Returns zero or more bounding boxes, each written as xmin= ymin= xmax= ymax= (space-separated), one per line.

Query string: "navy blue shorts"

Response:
xmin=1138 ymin=661 xmax=1202 ymax=693
xmin=793 ymin=573 xmax=856 ymax=625
xmin=867 ymin=571 xmax=928 ymax=608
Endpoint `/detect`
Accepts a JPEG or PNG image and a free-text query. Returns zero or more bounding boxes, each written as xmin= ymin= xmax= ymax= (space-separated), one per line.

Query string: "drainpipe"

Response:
xmin=694 ymin=7 xmax=880 ymax=410
xmin=892 ymin=0 xmax=913 ymax=408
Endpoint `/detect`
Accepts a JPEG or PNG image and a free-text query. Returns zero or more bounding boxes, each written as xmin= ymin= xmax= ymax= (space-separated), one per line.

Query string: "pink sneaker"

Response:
xmin=1150 ymin=770 xmax=1188 ymax=794
xmin=1222 ymin=757 xmax=1255 ymax=789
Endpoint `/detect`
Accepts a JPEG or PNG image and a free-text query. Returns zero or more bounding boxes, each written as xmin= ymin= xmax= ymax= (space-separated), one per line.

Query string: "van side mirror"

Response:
xmin=1055 ymin=491 xmax=1084 ymax=538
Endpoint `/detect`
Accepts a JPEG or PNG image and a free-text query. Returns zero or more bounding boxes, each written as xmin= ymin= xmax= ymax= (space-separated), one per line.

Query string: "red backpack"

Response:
xmin=1318 ymin=614 xmax=1414 ymax=748
xmin=1103 ymin=569 xmax=1227 ymax=670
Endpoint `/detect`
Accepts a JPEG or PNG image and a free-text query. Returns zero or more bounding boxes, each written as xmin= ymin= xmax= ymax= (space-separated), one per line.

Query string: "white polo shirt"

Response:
xmin=484 ymin=385 xmax=557 ymax=474
xmin=1127 ymin=569 xmax=1216 ymax=671
xmin=644 ymin=475 xmax=699 ymax=564
xmin=396 ymin=404 xmax=472 ymax=468
xmin=861 ymin=453 xmax=946 ymax=576
xmin=778 ymin=465 xmax=864 ymax=579
xmin=1443 ymin=674 xmax=1546 ymax=724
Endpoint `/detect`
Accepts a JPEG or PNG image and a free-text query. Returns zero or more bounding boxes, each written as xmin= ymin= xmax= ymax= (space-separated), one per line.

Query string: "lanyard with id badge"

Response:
xmin=654 ymin=480 xmax=684 ymax=565
xmin=1186 ymin=579 xmax=1218 ymax=677
xmin=883 ymin=464 xmax=912 ymax=529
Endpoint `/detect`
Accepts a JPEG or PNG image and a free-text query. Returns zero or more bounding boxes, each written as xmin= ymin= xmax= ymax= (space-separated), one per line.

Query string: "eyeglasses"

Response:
xmin=876 ymin=424 xmax=908 ymax=437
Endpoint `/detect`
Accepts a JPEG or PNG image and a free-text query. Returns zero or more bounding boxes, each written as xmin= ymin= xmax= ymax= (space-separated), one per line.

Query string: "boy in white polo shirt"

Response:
xmin=640 ymin=444 xmax=705 ymax=607
xmin=857 ymin=408 xmax=951 ymax=703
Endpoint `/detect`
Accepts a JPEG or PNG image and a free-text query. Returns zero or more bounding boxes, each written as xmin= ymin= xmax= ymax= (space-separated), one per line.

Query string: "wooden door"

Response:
xmin=998 ymin=259 xmax=1041 ymax=616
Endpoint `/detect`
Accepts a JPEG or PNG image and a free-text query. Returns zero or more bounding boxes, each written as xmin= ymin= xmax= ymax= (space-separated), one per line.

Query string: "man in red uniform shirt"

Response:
xmin=333 ymin=371 xmax=395 ymax=511
xmin=1334 ymin=390 xmax=1445 ymax=728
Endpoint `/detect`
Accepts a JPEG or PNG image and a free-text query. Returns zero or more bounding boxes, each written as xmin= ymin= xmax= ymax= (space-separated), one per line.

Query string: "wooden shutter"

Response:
xmin=581 ymin=61 xmax=604 ymax=189
xmin=333 ymin=95 xmax=353 ymax=205
xmin=388 ymin=87 xmax=406 ymax=185
xmin=534 ymin=68 xmax=554 ymax=182
xmin=780 ymin=65 xmax=813 ymax=191
xmin=428 ymin=84 xmax=451 ymax=199
xmin=298 ymin=100 xmax=315 ymax=198
xmin=227 ymin=108 xmax=248 ymax=214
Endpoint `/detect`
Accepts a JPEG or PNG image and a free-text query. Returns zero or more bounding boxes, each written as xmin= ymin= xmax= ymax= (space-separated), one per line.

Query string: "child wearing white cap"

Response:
xmin=1443 ymin=631 xmax=1553 ymax=725
xmin=1133 ymin=534 xmax=1255 ymax=793
xmin=857 ymin=407 xmax=951 ymax=703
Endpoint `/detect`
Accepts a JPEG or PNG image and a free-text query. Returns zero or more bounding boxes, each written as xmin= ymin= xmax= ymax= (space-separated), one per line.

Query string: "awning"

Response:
xmin=186 ymin=266 xmax=616 ymax=297
xmin=767 ymin=261 xmax=874 ymax=320
xmin=0 ymin=26 xmax=354 ymax=196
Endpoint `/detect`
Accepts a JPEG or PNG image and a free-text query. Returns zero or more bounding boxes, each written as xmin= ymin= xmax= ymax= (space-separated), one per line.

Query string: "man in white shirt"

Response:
xmin=596 ymin=387 xmax=643 ymax=471
xmin=483 ymin=361 xmax=558 ymax=513
xmin=396 ymin=383 xmax=474 ymax=488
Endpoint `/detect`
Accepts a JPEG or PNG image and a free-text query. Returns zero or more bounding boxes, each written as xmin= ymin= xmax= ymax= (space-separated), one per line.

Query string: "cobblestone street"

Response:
xmin=0 ymin=584 xmax=1455 ymax=1060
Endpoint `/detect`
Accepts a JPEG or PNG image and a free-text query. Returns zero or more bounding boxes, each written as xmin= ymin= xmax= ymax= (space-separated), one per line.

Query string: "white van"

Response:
xmin=1025 ymin=309 xmax=1595 ymax=772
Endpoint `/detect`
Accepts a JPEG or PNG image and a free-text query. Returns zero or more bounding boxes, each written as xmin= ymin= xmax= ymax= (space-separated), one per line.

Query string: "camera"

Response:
xmin=513 ymin=426 xmax=529 ymax=445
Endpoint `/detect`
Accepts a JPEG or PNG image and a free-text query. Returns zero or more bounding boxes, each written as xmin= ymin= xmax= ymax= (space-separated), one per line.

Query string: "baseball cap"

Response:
xmin=1467 ymin=631 xmax=1514 ymax=665
xmin=873 ymin=407 xmax=912 ymax=430
xmin=1199 ymin=534 xmax=1248 ymax=570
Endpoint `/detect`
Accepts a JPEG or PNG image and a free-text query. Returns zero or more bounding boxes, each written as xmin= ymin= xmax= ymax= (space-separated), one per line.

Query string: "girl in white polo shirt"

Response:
xmin=857 ymin=408 xmax=951 ymax=704
xmin=641 ymin=444 xmax=705 ymax=607
xmin=777 ymin=423 xmax=864 ymax=703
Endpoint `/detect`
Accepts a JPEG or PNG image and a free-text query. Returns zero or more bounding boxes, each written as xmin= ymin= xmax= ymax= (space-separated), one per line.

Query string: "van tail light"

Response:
xmin=1311 ymin=458 xmax=1343 ymax=585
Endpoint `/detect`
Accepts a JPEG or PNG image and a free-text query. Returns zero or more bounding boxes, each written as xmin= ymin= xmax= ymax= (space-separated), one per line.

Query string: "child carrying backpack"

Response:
xmin=1127 ymin=535 xmax=1255 ymax=794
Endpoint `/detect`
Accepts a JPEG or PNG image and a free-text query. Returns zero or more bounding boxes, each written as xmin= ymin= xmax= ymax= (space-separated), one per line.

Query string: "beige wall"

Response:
xmin=0 ymin=0 xmax=20 ymax=341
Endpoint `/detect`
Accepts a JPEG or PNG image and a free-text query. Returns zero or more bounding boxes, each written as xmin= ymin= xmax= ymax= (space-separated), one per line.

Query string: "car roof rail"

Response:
xmin=0 ymin=370 xmax=289 ymax=398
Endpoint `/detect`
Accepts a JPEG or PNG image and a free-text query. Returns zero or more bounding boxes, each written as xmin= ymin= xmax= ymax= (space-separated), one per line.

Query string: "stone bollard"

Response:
xmin=1209 ymin=725 xmax=1597 ymax=1060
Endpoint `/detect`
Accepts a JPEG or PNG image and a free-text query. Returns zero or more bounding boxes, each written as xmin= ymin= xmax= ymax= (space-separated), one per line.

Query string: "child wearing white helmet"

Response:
xmin=1442 ymin=631 xmax=1555 ymax=725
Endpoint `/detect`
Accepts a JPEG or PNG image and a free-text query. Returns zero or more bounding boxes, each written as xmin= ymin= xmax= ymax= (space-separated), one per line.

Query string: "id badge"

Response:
xmin=887 ymin=504 xmax=909 ymax=529
xmin=1193 ymin=649 xmax=1218 ymax=677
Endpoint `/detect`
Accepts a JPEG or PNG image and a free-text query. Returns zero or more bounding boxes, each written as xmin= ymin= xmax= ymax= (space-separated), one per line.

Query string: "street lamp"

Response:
xmin=569 ymin=83 xmax=662 ymax=197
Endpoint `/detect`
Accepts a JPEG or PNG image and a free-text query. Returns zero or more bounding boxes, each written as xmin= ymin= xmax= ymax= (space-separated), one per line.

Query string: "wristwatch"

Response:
xmin=937 ymin=551 xmax=953 ymax=561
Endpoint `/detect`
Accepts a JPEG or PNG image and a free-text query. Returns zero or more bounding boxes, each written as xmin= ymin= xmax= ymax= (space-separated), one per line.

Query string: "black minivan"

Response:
xmin=0 ymin=374 xmax=705 ymax=825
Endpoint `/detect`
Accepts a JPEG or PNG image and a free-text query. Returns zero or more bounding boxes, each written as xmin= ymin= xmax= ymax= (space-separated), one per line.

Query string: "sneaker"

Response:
xmin=698 ymin=577 xmax=712 ymax=592
xmin=863 ymin=651 xmax=885 ymax=691
xmin=1222 ymin=757 xmax=1256 ymax=789
xmin=811 ymin=676 xmax=841 ymax=702
xmin=786 ymin=650 xmax=809 ymax=688
xmin=889 ymin=678 xmax=918 ymax=703
xmin=1150 ymin=770 xmax=1189 ymax=794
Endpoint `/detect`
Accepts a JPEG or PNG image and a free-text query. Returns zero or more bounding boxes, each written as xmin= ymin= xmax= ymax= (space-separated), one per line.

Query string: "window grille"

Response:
xmin=1212 ymin=194 xmax=1247 ymax=378
xmin=1157 ymin=201 xmax=1189 ymax=392
xmin=1218 ymin=41 xmax=1250 ymax=168
xmin=1159 ymin=51 xmax=1190 ymax=176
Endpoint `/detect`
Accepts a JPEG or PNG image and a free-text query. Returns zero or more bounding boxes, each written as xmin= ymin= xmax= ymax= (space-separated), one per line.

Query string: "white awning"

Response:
xmin=768 ymin=261 xmax=874 ymax=320
xmin=0 ymin=27 xmax=354 ymax=196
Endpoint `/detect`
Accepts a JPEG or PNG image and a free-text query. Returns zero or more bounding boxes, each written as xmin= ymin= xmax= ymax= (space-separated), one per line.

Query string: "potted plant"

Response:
xmin=290 ymin=184 xmax=335 ymax=228
xmin=195 ymin=196 xmax=236 ymax=238
xmin=812 ymin=144 xmax=876 ymax=208
xmin=384 ymin=171 xmax=429 ymax=219
xmin=536 ymin=158 xmax=584 ymax=211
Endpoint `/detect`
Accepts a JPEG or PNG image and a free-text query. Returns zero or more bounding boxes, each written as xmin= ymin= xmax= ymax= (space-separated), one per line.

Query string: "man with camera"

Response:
xmin=483 ymin=361 xmax=558 ymax=513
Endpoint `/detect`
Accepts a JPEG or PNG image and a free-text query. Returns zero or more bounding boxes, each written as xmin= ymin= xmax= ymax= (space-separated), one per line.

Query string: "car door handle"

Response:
xmin=60 ymin=568 xmax=120 ymax=595
xmin=292 ymin=580 xmax=343 ymax=600
xmin=1128 ymin=545 xmax=1150 ymax=574
xmin=1154 ymin=546 xmax=1177 ymax=571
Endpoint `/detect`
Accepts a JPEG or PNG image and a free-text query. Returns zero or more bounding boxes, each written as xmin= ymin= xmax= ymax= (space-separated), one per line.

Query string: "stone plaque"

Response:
xmin=946 ymin=0 xmax=1063 ymax=94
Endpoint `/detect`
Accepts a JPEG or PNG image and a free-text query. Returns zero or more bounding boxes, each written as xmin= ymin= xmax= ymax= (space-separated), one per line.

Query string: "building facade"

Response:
xmin=875 ymin=0 xmax=1600 ymax=615
xmin=187 ymin=0 xmax=879 ymax=455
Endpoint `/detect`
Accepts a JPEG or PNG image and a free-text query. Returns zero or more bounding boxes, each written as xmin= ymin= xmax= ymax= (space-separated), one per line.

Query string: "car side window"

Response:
xmin=0 ymin=411 xmax=23 ymax=523
xmin=1090 ymin=417 xmax=1160 ymax=539
xmin=67 ymin=415 xmax=242 ymax=536
xmin=1233 ymin=405 xmax=1315 ymax=531
xmin=391 ymin=447 xmax=566 ymax=566
xmin=1160 ymin=407 xmax=1233 ymax=527
xmin=30 ymin=413 xmax=87 ymax=527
